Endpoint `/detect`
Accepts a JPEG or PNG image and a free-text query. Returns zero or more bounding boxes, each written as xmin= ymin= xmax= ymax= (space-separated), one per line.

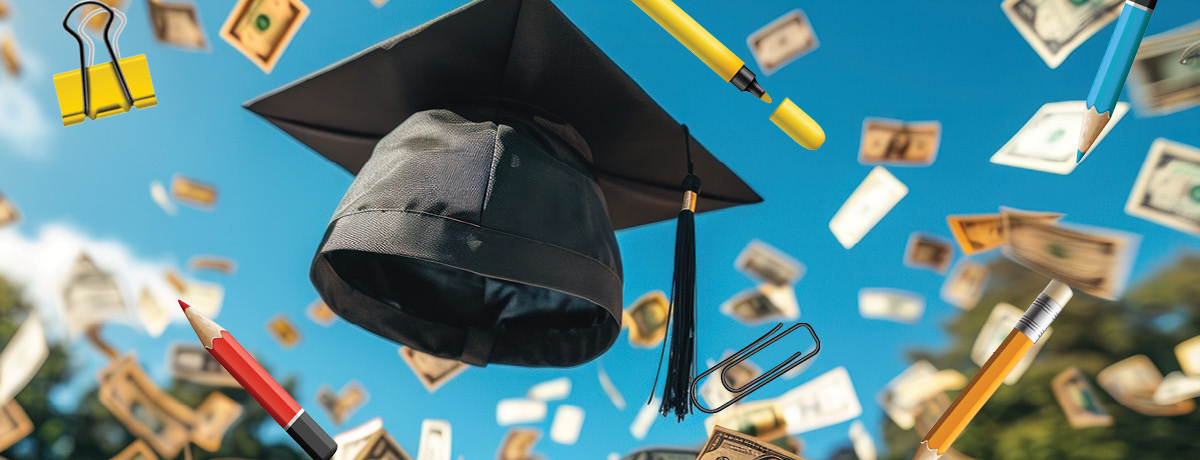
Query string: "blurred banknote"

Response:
xmin=497 ymin=428 xmax=541 ymax=460
xmin=596 ymin=364 xmax=626 ymax=410
xmin=332 ymin=417 xmax=412 ymax=460
xmin=308 ymin=299 xmax=337 ymax=326
xmin=496 ymin=399 xmax=547 ymax=426
xmin=747 ymin=10 xmax=818 ymax=75
xmin=0 ymin=0 xmax=9 ymax=19
xmin=99 ymin=356 xmax=197 ymax=458
xmin=137 ymin=288 xmax=170 ymax=338
xmin=971 ymin=302 xmax=1051 ymax=385
xmin=549 ymin=405 xmax=584 ymax=445
xmin=630 ymin=398 xmax=658 ymax=440
xmin=859 ymin=289 xmax=923 ymax=323
xmin=702 ymin=398 xmax=787 ymax=442
xmin=0 ymin=400 xmax=32 ymax=452
xmin=109 ymin=440 xmax=157 ymax=460
xmin=1125 ymin=139 xmax=1200 ymax=237
xmin=903 ymin=233 xmax=953 ymax=274
xmin=623 ymin=290 xmax=669 ymax=348
xmin=178 ymin=278 xmax=224 ymax=318
xmin=1051 ymin=367 xmax=1113 ymax=428
xmin=877 ymin=361 xmax=965 ymax=429
xmin=940 ymin=260 xmax=989 ymax=309
xmin=700 ymin=353 xmax=762 ymax=409
xmin=849 ymin=420 xmax=876 ymax=460
xmin=527 ymin=377 xmax=571 ymax=401
xmin=1 ymin=32 xmax=19 ymax=77
xmin=990 ymin=101 xmax=1128 ymax=174
xmin=1128 ymin=20 xmax=1200 ymax=116
xmin=371 ymin=0 xmax=389 ymax=6
xmin=189 ymin=256 xmax=237 ymax=274
xmin=417 ymin=420 xmax=450 ymax=460
xmin=0 ymin=312 xmax=48 ymax=405
xmin=171 ymin=175 xmax=218 ymax=210
xmin=317 ymin=381 xmax=368 ymax=426
xmin=82 ymin=0 xmax=127 ymax=31
xmin=168 ymin=342 xmax=240 ymax=388
xmin=1001 ymin=0 xmax=1122 ymax=68
xmin=63 ymin=253 xmax=127 ymax=333
xmin=266 ymin=314 xmax=302 ymax=349
xmin=1152 ymin=371 xmax=1200 ymax=405
xmin=191 ymin=392 xmax=244 ymax=452
xmin=859 ymin=119 xmax=940 ymax=166
xmin=150 ymin=180 xmax=177 ymax=216
xmin=399 ymin=347 xmax=467 ymax=393
xmin=735 ymin=240 xmax=804 ymax=286
xmin=830 ymin=166 xmax=908 ymax=249
xmin=1177 ymin=335 xmax=1200 ymax=376
xmin=220 ymin=0 xmax=310 ymax=73
xmin=720 ymin=283 xmax=799 ymax=325
xmin=149 ymin=1 xmax=208 ymax=50
xmin=0 ymin=192 xmax=19 ymax=227
xmin=1097 ymin=355 xmax=1196 ymax=416
xmin=946 ymin=210 xmax=1062 ymax=254
xmin=696 ymin=425 xmax=803 ymax=460
xmin=775 ymin=367 xmax=861 ymax=434
xmin=1002 ymin=210 xmax=1136 ymax=300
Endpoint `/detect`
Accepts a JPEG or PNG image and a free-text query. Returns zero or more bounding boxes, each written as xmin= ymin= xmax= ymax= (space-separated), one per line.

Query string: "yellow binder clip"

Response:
xmin=53 ymin=1 xmax=156 ymax=126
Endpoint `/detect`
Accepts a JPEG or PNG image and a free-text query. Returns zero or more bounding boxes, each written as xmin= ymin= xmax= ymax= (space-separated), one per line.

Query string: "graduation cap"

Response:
xmin=245 ymin=0 xmax=760 ymax=371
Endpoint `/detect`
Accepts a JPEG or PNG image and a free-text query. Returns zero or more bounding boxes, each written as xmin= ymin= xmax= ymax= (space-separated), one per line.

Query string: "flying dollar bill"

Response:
xmin=171 ymin=175 xmax=218 ymax=210
xmin=168 ymin=342 xmax=240 ymax=388
xmin=596 ymin=363 xmax=626 ymax=410
xmin=497 ymin=428 xmax=541 ymax=460
xmin=220 ymin=0 xmax=310 ymax=73
xmin=317 ymin=381 xmax=369 ymax=426
xmin=699 ymin=353 xmax=762 ymax=410
xmin=191 ymin=392 xmax=244 ymax=452
xmin=99 ymin=356 xmax=197 ymax=458
xmin=877 ymin=361 xmax=966 ymax=430
xmin=150 ymin=180 xmax=177 ymax=216
xmin=1128 ymin=20 xmax=1200 ymax=117
xmin=549 ymin=405 xmax=584 ymax=445
xmin=1051 ymin=367 xmax=1113 ymax=428
xmin=946 ymin=210 xmax=1063 ymax=255
xmin=904 ymin=233 xmax=953 ymax=274
xmin=735 ymin=240 xmax=805 ymax=286
xmin=496 ymin=398 xmax=547 ymax=426
xmin=990 ymin=101 xmax=1128 ymax=174
xmin=1 ymin=32 xmax=20 ymax=77
xmin=940 ymin=260 xmax=989 ymax=310
xmin=0 ymin=0 xmax=10 ymax=19
xmin=1002 ymin=210 xmax=1136 ymax=300
xmin=830 ymin=166 xmax=908 ymax=249
xmin=859 ymin=289 xmax=923 ymax=323
xmin=0 ymin=192 xmax=19 ymax=228
xmin=137 ymin=288 xmax=170 ymax=338
xmin=108 ymin=440 xmax=158 ymax=460
xmin=188 ymin=256 xmax=237 ymax=274
xmin=1097 ymin=355 xmax=1196 ymax=416
xmin=623 ymin=290 xmax=669 ymax=348
xmin=63 ymin=253 xmax=127 ymax=333
xmin=416 ymin=420 xmax=451 ymax=460
xmin=148 ymin=1 xmax=208 ymax=50
xmin=1177 ymin=335 xmax=1200 ymax=376
xmin=308 ymin=299 xmax=337 ymax=326
xmin=527 ymin=377 xmax=571 ymax=402
xmin=266 ymin=314 xmax=302 ymax=349
xmin=747 ymin=10 xmax=818 ymax=75
xmin=630 ymin=398 xmax=658 ymax=440
xmin=0 ymin=312 xmax=48 ymax=405
xmin=332 ymin=417 xmax=413 ymax=460
xmin=0 ymin=400 xmax=33 ymax=452
xmin=971 ymin=302 xmax=1051 ymax=385
xmin=697 ymin=425 xmax=803 ymax=460
xmin=720 ymin=283 xmax=800 ymax=325
xmin=1001 ymin=0 xmax=1123 ymax=68
xmin=849 ymin=420 xmax=877 ymax=460
xmin=398 ymin=347 xmax=467 ymax=393
xmin=859 ymin=119 xmax=941 ymax=166
xmin=775 ymin=367 xmax=861 ymax=434
xmin=1125 ymin=139 xmax=1200 ymax=237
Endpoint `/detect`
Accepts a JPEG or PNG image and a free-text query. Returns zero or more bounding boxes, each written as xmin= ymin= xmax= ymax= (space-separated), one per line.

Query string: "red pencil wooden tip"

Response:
xmin=178 ymin=299 xmax=191 ymax=311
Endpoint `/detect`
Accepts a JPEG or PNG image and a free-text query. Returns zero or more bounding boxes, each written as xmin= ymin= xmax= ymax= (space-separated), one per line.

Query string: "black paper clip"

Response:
xmin=689 ymin=322 xmax=820 ymax=414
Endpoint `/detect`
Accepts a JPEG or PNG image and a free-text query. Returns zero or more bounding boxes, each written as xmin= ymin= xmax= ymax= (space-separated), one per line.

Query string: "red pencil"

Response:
xmin=180 ymin=300 xmax=337 ymax=460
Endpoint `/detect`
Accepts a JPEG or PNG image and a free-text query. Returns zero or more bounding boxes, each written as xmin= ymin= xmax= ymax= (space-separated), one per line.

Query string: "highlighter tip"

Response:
xmin=761 ymin=93 xmax=772 ymax=104
xmin=178 ymin=299 xmax=190 ymax=311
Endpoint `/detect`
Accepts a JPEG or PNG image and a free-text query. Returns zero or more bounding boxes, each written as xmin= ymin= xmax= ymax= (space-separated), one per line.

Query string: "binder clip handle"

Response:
xmin=62 ymin=1 xmax=134 ymax=119
xmin=688 ymin=322 xmax=820 ymax=414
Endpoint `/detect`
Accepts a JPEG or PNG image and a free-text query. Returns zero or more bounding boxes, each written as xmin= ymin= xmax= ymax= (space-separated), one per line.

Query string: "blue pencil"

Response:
xmin=1078 ymin=0 xmax=1156 ymax=163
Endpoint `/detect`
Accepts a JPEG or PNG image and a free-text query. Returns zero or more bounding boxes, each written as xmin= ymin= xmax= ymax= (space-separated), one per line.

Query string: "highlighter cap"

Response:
xmin=770 ymin=98 xmax=825 ymax=150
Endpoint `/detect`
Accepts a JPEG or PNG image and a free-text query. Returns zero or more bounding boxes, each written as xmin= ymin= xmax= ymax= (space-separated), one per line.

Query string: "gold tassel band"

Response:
xmin=682 ymin=190 xmax=698 ymax=212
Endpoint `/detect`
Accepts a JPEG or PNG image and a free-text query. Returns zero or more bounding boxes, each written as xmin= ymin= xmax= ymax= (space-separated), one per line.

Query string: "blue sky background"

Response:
xmin=2 ymin=0 xmax=1200 ymax=459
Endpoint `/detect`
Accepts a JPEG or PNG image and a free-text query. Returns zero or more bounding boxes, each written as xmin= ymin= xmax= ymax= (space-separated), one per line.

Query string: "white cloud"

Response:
xmin=0 ymin=79 xmax=53 ymax=157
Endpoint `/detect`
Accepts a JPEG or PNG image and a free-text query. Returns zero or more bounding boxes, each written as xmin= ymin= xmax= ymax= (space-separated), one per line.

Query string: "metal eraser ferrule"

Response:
xmin=1015 ymin=293 xmax=1062 ymax=343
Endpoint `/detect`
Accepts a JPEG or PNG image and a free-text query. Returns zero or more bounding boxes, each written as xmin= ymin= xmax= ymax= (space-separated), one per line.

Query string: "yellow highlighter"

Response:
xmin=631 ymin=0 xmax=769 ymax=103
xmin=53 ymin=1 xmax=156 ymax=126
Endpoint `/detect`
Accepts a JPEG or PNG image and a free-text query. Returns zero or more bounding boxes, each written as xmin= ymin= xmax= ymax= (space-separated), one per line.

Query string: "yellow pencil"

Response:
xmin=913 ymin=280 xmax=1073 ymax=460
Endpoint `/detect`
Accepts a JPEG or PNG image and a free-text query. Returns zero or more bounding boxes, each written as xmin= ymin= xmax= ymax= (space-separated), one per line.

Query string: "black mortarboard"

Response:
xmin=245 ymin=0 xmax=760 ymax=368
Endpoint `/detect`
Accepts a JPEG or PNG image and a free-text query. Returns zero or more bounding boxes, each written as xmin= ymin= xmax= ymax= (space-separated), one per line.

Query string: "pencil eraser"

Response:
xmin=1042 ymin=279 xmax=1073 ymax=306
xmin=770 ymin=98 xmax=825 ymax=150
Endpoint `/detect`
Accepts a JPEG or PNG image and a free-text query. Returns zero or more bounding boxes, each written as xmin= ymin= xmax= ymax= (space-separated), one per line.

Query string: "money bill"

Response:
xmin=1177 ymin=335 xmax=1200 ymax=376
xmin=747 ymin=9 xmax=818 ymax=75
xmin=0 ymin=0 xmax=9 ymax=19
xmin=700 ymin=353 xmax=762 ymax=410
xmin=0 ymin=400 xmax=33 ymax=452
xmin=596 ymin=363 xmax=626 ymax=410
xmin=877 ymin=361 xmax=965 ymax=429
xmin=138 ymin=288 xmax=170 ymax=338
xmin=497 ymin=428 xmax=540 ymax=460
xmin=990 ymin=101 xmax=1128 ymax=174
xmin=549 ymin=405 xmax=584 ymax=445
xmin=1 ymin=32 xmax=19 ymax=77
xmin=191 ymin=392 xmax=244 ymax=452
xmin=623 ymin=290 xmax=669 ymax=348
xmin=332 ymin=417 xmax=413 ymax=460
xmin=168 ymin=342 xmax=240 ymax=387
xmin=399 ymin=347 xmax=467 ymax=393
xmin=702 ymin=398 xmax=788 ymax=441
xmin=1001 ymin=0 xmax=1123 ymax=69
xmin=150 ymin=181 xmax=177 ymax=216
xmin=1002 ymin=210 xmax=1135 ymax=300
xmin=308 ymin=299 xmax=337 ymax=326
xmin=63 ymin=253 xmax=127 ymax=333
xmin=630 ymin=397 xmax=658 ymax=440
xmin=849 ymin=420 xmax=876 ymax=460
xmin=1097 ymin=355 xmax=1196 ymax=416
xmin=735 ymin=240 xmax=804 ymax=286
xmin=109 ymin=440 xmax=158 ymax=460
xmin=946 ymin=210 xmax=1063 ymax=254
xmin=99 ymin=356 xmax=197 ymax=458
xmin=81 ymin=0 xmax=127 ymax=31
xmin=148 ymin=1 xmax=208 ymax=50
xmin=417 ymin=420 xmax=451 ymax=460
xmin=179 ymin=278 xmax=224 ymax=318
xmin=971 ymin=302 xmax=1051 ymax=385
xmin=371 ymin=0 xmax=389 ymax=7
xmin=496 ymin=398 xmax=546 ymax=426
xmin=858 ymin=288 xmax=923 ymax=323
xmin=0 ymin=312 xmax=48 ymax=405
xmin=697 ymin=425 xmax=803 ymax=460
xmin=859 ymin=119 xmax=941 ymax=166
xmin=940 ymin=260 xmax=989 ymax=310
xmin=266 ymin=314 xmax=302 ymax=349
xmin=527 ymin=377 xmax=570 ymax=402
xmin=1128 ymin=20 xmax=1200 ymax=116
xmin=829 ymin=166 xmax=908 ymax=249
xmin=220 ymin=0 xmax=310 ymax=73
xmin=720 ymin=283 xmax=800 ymax=325
xmin=904 ymin=233 xmax=953 ymax=274
xmin=171 ymin=175 xmax=218 ymax=210
xmin=1051 ymin=367 xmax=1113 ymax=428
xmin=1125 ymin=139 xmax=1200 ymax=237
xmin=0 ymin=192 xmax=19 ymax=227
xmin=775 ymin=367 xmax=861 ymax=434
xmin=165 ymin=269 xmax=188 ymax=293
xmin=1152 ymin=371 xmax=1200 ymax=405
xmin=317 ymin=381 xmax=369 ymax=426
xmin=188 ymin=256 xmax=237 ymax=274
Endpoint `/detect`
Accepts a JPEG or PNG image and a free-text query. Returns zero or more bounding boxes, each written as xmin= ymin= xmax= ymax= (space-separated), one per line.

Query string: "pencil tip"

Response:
xmin=1076 ymin=149 xmax=1085 ymax=163
xmin=178 ymin=299 xmax=190 ymax=311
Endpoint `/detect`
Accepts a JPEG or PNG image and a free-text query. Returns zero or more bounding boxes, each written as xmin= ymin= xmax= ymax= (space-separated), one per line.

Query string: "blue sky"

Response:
xmin=2 ymin=0 xmax=1200 ymax=459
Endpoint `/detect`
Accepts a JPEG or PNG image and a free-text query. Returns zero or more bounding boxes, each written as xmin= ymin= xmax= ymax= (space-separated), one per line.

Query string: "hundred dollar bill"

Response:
xmin=332 ymin=417 xmax=413 ymax=460
xmin=0 ymin=400 xmax=33 ymax=452
xmin=0 ymin=192 xmax=19 ymax=227
xmin=858 ymin=288 xmax=923 ymax=324
xmin=527 ymin=377 xmax=571 ymax=402
xmin=1128 ymin=20 xmax=1200 ymax=116
xmin=697 ymin=425 xmax=804 ymax=460
xmin=63 ymin=253 xmax=127 ymax=333
xmin=904 ymin=233 xmax=953 ymax=274
xmin=1125 ymin=139 xmax=1200 ymax=237
xmin=623 ymin=290 xmax=669 ymax=348
xmin=0 ymin=312 xmax=48 ymax=405
xmin=497 ymin=428 xmax=541 ymax=460
xmin=747 ymin=10 xmax=818 ymax=75
xmin=168 ymin=342 xmax=240 ymax=388
xmin=191 ymin=392 xmax=244 ymax=452
xmin=849 ymin=420 xmax=876 ymax=460
xmin=1051 ymin=367 xmax=1113 ymax=428
xmin=699 ymin=352 xmax=762 ymax=410
xmin=971 ymin=302 xmax=1051 ymax=385
xmin=416 ymin=420 xmax=451 ymax=460
xmin=990 ymin=101 xmax=1128 ymax=174
xmin=1097 ymin=355 xmax=1196 ymax=416
xmin=137 ymin=288 xmax=170 ymax=338
xmin=720 ymin=283 xmax=799 ymax=325
xmin=1002 ymin=210 xmax=1136 ymax=300
xmin=220 ymin=0 xmax=310 ymax=73
xmin=149 ymin=1 xmax=208 ymax=50
xmin=1001 ymin=0 xmax=1123 ymax=68
xmin=1 ymin=32 xmax=19 ymax=77
xmin=859 ymin=119 xmax=941 ymax=166
xmin=266 ymin=314 xmax=302 ymax=348
xmin=940 ymin=260 xmax=989 ymax=310
xmin=1176 ymin=335 xmax=1200 ymax=376
xmin=735 ymin=240 xmax=805 ymax=286
xmin=830 ymin=166 xmax=908 ymax=249
xmin=99 ymin=355 xmax=197 ymax=458
xmin=946 ymin=210 xmax=1063 ymax=255
xmin=171 ymin=175 xmax=218 ymax=210
xmin=775 ymin=367 xmax=861 ymax=434
xmin=317 ymin=381 xmax=368 ymax=426
xmin=597 ymin=363 xmax=626 ymax=410
xmin=1152 ymin=371 xmax=1200 ymax=405
xmin=549 ymin=405 xmax=584 ymax=445
xmin=399 ymin=347 xmax=467 ymax=393
xmin=109 ymin=440 xmax=158 ymax=460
